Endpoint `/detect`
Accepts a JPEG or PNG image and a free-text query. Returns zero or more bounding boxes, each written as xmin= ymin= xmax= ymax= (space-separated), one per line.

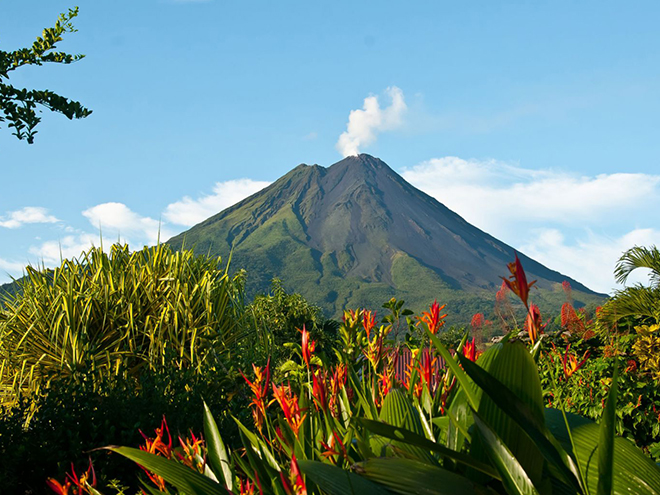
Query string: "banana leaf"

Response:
xmin=203 ymin=401 xmax=233 ymax=490
xmin=297 ymin=459 xmax=389 ymax=495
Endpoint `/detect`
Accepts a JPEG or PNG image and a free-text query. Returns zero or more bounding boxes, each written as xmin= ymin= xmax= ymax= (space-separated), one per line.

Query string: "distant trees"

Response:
xmin=0 ymin=7 xmax=91 ymax=143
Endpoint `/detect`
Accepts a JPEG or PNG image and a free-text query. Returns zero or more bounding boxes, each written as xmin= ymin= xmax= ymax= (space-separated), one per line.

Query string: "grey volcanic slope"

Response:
xmin=167 ymin=154 xmax=605 ymax=321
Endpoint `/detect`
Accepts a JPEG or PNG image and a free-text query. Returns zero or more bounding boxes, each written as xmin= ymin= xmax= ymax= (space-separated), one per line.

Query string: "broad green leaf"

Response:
xmin=297 ymin=459 xmax=386 ymax=495
xmin=354 ymin=457 xmax=493 ymax=495
xmin=546 ymin=408 xmax=660 ymax=494
xmin=108 ymin=446 xmax=226 ymax=495
xmin=234 ymin=416 xmax=281 ymax=472
xmin=360 ymin=418 xmax=500 ymax=480
xmin=203 ymin=401 xmax=233 ymax=490
xmin=426 ymin=329 xmax=479 ymax=410
xmin=457 ymin=354 xmax=582 ymax=492
xmin=597 ymin=363 xmax=618 ymax=495
xmin=472 ymin=412 xmax=541 ymax=495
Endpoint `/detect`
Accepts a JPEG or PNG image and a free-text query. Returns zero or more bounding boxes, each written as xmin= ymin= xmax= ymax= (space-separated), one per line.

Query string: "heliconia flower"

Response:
xmin=471 ymin=313 xmax=484 ymax=332
xmin=501 ymin=253 xmax=536 ymax=308
xmin=139 ymin=416 xmax=173 ymax=458
xmin=240 ymin=473 xmax=263 ymax=495
xmin=312 ymin=370 xmax=329 ymax=413
xmin=343 ymin=309 xmax=360 ymax=327
xmin=362 ymin=310 xmax=377 ymax=339
xmin=272 ymin=383 xmax=307 ymax=438
xmin=176 ymin=432 xmax=205 ymax=473
xmin=320 ymin=431 xmax=348 ymax=464
xmin=416 ymin=300 xmax=448 ymax=335
xmin=241 ymin=360 xmax=271 ymax=431
xmin=524 ymin=304 xmax=545 ymax=345
xmin=415 ymin=346 xmax=440 ymax=395
xmin=462 ymin=337 xmax=479 ymax=362
xmin=300 ymin=325 xmax=316 ymax=367
xmin=281 ymin=455 xmax=307 ymax=495
xmin=496 ymin=280 xmax=509 ymax=303
xmin=48 ymin=459 xmax=97 ymax=495
xmin=364 ymin=334 xmax=384 ymax=370
xmin=378 ymin=372 xmax=393 ymax=402
xmin=562 ymin=344 xmax=590 ymax=379
xmin=329 ymin=363 xmax=347 ymax=417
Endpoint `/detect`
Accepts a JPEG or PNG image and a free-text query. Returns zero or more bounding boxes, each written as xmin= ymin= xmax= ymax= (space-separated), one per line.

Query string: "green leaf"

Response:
xmin=297 ymin=459 xmax=386 ymax=495
xmin=203 ymin=401 xmax=233 ymax=491
xmin=597 ymin=362 xmax=618 ymax=495
xmin=546 ymin=408 xmax=660 ymax=494
xmin=359 ymin=418 xmax=500 ymax=480
xmin=354 ymin=457 xmax=492 ymax=495
xmin=472 ymin=412 xmax=541 ymax=495
xmin=457 ymin=353 xmax=582 ymax=492
xmin=108 ymin=446 xmax=226 ymax=495
xmin=426 ymin=329 xmax=479 ymax=410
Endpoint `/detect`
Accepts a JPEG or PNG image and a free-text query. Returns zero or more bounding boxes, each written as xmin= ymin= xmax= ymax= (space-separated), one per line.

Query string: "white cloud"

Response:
xmin=28 ymin=233 xmax=102 ymax=265
xmin=519 ymin=228 xmax=660 ymax=295
xmin=82 ymin=202 xmax=171 ymax=245
xmin=0 ymin=257 xmax=25 ymax=280
xmin=336 ymin=86 xmax=407 ymax=157
xmin=163 ymin=179 xmax=271 ymax=227
xmin=401 ymin=157 xmax=660 ymax=237
xmin=0 ymin=207 xmax=59 ymax=229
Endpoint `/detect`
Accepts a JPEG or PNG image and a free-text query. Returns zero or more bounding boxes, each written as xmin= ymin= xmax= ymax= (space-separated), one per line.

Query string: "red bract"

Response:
xmin=525 ymin=304 xmax=545 ymax=345
xmin=241 ymin=360 xmax=271 ymax=431
xmin=300 ymin=325 xmax=316 ymax=367
xmin=329 ymin=364 xmax=347 ymax=417
xmin=272 ymin=383 xmax=306 ymax=438
xmin=176 ymin=432 xmax=205 ymax=473
xmin=471 ymin=313 xmax=484 ymax=332
xmin=416 ymin=300 xmax=447 ymax=335
xmin=502 ymin=253 xmax=536 ymax=308
xmin=562 ymin=344 xmax=590 ymax=379
xmin=240 ymin=473 xmax=263 ymax=495
xmin=48 ymin=459 xmax=96 ymax=495
xmin=281 ymin=455 xmax=307 ymax=495
xmin=312 ymin=370 xmax=329 ymax=413
xmin=462 ymin=337 xmax=480 ymax=362
xmin=139 ymin=417 xmax=173 ymax=491
xmin=363 ymin=310 xmax=377 ymax=339
xmin=320 ymin=431 xmax=348 ymax=464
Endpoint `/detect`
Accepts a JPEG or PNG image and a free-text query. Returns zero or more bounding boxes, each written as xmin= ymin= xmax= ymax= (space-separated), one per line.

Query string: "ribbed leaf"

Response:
xmin=457 ymin=353 xmax=582 ymax=492
xmin=203 ymin=401 xmax=233 ymax=490
xmin=354 ymin=457 xmax=492 ymax=495
xmin=597 ymin=363 xmax=618 ymax=495
xmin=297 ymin=459 xmax=387 ymax=495
xmin=472 ymin=412 xmax=541 ymax=495
xmin=360 ymin=418 xmax=500 ymax=479
xmin=546 ymin=408 xmax=660 ymax=494
xmin=108 ymin=446 xmax=226 ymax=495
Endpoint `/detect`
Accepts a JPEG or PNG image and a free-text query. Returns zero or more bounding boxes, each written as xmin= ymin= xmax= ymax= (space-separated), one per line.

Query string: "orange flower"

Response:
xmin=139 ymin=417 xmax=172 ymax=491
xmin=329 ymin=364 xmax=347 ymax=417
xmin=272 ymin=383 xmax=306 ymax=438
xmin=502 ymin=252 xmax=536 ymax=308
xmin=241 ymin=360 xmax=271 ymax=431
xmin=362 ymin=310 xmax=377 ymax=339
xmin=281 ymin=455 xmax=307 ymax=495
xmin=462 ymin=337 xmax=480 ymax=362
xmin=416 ymin=300 xmax=447 ymax=335
xmin=524 ymin=304 xmax=545 ymax=345
xmin=176 ymin=432 xmax=205 ymax=473
xmin=240 ymin=474 xmax=263 ymax=495
xmin=300 ymin=325 xmax=316 ymax=367
xmin=312 ymin=370 xmax=329 ymax=413
xmin=320 ymin=431 xmax=347 ymax=464
xmin=48 ymin=459 xmax=96 ymax=495
xmin=562 ymin=344 xmax=590 ymax=379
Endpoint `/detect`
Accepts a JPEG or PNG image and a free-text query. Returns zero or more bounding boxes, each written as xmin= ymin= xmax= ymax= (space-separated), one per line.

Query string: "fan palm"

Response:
xmin=601 ymin=245 xmax=660 ymax=327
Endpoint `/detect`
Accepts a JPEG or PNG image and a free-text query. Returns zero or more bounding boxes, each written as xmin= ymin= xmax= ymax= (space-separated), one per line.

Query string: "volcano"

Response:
xmin=166 ymin=154 xmax=604 ymax=322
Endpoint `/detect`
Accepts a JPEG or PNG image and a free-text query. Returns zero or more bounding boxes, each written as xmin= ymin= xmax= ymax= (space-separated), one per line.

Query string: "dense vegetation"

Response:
xmin=1 ymin=243 xmax=659 ymax=494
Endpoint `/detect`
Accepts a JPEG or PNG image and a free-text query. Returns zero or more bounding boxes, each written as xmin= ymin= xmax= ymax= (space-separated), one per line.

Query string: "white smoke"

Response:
xmin=336 ymin=86 xmax=407 ymax=157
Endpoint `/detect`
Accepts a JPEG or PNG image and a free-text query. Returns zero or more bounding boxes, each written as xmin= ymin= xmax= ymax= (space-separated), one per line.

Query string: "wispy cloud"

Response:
xmin=0 ymin=207 xmax=59 ymax=229
xmin=336 ymin=86 xmax=407 ymax=157
xmin=82 ymin=202 xmax=171 ymax=245
xmin=29 ymin=233 xmax=103 ymax=266
xmin=401 ymin=156 xmax=660 ymax=293
xmin=163 ymin=179 xmax=271 ymax=227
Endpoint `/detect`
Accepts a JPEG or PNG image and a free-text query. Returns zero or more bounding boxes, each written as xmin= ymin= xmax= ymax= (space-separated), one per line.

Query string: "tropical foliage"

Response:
xmin=43 ymin=254 xmax=660 ymax=495
xmin=0 ymin=7 xmax=91 ymax=143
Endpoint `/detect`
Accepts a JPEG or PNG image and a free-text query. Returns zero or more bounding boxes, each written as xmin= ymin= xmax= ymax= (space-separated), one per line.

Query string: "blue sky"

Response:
xmin=1 ymin=0 xmax=659 ymax=294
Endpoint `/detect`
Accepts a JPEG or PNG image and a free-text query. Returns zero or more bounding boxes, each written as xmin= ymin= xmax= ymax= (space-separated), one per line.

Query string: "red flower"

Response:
xmin=362 ymin=310 xmax=377 ymax=339
xmin=272 ymin=383 xmax=306 ymax=438
xmin=312 ymin=370 xmax=329 ymax=413
xmin=501 ymin=252 xmax=536 ymax=308
xmin=524 ymin=304 xmax=545 ymax=344
xmin=462 ymin=337 xmax=480 ymax=362
xmin=416 ymin=300 xmax=447 ymax=335
xmin=320 ymin=431 xmax=347 ymax=464
xmin=562 ymin=344 xmax=590 ymax=379
xmin=471 ymin=313 xmax=484 ymax=332
xmin=47 ymin=459 xmax=96 ymax=495
xmin=281 ymin=455 xmax=307 ymax=495
xmin=241 ymin=360 xmax=271 ymax=431
xmin=300 ymin=325 xmax=316 ymax=367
